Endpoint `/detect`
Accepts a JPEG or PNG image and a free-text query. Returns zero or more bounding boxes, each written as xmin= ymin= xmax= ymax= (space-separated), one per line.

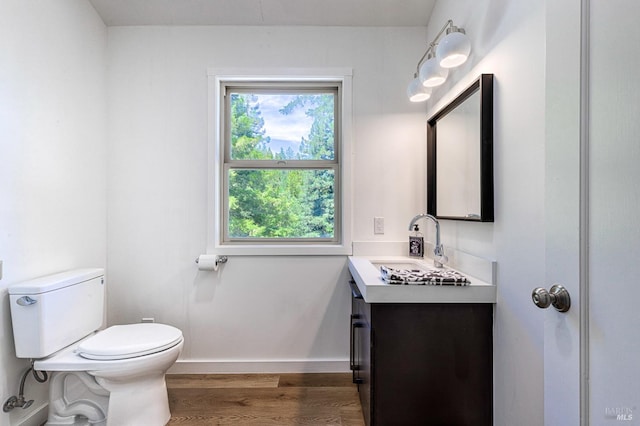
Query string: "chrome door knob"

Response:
xmin=532 ymin=284 xmax=571 ymax=312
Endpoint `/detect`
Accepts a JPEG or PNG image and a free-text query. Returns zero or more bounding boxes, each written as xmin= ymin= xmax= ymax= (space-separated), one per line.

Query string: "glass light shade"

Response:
xmin=419 ymin=57 xmax=449 ymax=88
xmin=407 ymin=77 xmax=431 ymax=102
xmin=436 ymin=31 xmax=471 ymax=68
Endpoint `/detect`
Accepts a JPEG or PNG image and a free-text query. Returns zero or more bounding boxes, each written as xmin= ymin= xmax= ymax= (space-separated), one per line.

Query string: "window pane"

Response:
xmin=230 ymin=92 xmax=335 ymax=161
xmin=228 ymin=169 xmax=335 ymax=239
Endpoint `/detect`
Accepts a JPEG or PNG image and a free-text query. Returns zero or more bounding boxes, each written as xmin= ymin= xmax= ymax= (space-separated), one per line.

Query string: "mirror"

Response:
xmin=427 ymin=74 xmax=494 ymax=221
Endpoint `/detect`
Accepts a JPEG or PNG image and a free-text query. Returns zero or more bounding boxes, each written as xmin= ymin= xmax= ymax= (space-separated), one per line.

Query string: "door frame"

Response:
xmin=578 ymin=0 xmax=590 ymax=423
xmin=544 ymin=0 xmax=590 ymax=424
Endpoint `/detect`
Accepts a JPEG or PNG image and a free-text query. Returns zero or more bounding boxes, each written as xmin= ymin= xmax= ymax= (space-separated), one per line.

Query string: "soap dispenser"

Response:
xmin=409 ymin=224 xmax=424 ymax=257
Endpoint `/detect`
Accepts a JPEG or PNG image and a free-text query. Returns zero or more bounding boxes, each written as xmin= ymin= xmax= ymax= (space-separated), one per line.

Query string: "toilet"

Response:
xmin=8 ymin=268 xmax=184 ymax=426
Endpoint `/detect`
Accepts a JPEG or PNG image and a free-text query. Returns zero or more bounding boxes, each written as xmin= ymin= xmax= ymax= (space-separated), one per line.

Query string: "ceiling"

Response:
xmin=88 ymin=0 xmax=436 ymax=27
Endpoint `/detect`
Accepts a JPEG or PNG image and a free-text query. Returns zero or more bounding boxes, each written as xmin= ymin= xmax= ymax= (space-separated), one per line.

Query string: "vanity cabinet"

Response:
xmin=349 ymin=279 xmax=493 ymax=426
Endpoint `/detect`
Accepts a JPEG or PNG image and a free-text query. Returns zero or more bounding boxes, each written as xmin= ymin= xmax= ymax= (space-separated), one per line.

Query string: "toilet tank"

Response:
xmin=8 ymin=268 xmax=105 ymax=359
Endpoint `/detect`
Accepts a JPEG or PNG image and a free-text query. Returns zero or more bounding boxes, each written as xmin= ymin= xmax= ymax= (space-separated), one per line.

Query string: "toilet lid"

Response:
xmin=76 ymin=323 xmax=183 ymax=360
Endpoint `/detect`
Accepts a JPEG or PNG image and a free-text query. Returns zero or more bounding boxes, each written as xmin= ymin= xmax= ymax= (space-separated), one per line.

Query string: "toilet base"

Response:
xmin=94 ymin=373 xmax=171 ymax=426
xmin=45 ymin=370 xmax=172 ymax=426
xmin=46 ymin=371 xmax=109 ymax=426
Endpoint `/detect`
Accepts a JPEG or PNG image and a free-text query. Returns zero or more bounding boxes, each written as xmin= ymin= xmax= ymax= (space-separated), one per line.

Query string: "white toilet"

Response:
xmin=8 ymin=268 xmax=184 ymax=426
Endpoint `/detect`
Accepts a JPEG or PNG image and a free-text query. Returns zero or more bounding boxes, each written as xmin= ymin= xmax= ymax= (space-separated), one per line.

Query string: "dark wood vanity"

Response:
xmin=349 ymin=279 xmax=493 ymax=426
xmin=348 ymin=73 xmax=496 ymax=425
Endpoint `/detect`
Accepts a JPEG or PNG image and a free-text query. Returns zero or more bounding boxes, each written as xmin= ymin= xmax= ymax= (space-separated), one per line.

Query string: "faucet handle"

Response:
xmin=433 ymin=244 xmax=448 ymax=268
xmin=433 ymin=253 xmax=448 ymax=268
xmin=435 ymin=253 xmax=448 ymax=264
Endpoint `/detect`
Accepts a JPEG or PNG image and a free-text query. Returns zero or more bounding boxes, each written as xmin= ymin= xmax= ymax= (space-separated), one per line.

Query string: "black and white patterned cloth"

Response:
xmin=380 ymin=265 xmax=470 ymax=286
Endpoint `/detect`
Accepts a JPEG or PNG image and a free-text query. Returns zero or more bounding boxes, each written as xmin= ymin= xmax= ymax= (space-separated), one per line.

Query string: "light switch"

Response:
xmin=374 ymin=217 xmax=385 ymax=234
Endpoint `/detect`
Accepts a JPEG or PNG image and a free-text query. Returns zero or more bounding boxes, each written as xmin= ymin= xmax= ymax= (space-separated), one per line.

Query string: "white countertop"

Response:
xmin=348 ymin=255 xmax=497 ymax=304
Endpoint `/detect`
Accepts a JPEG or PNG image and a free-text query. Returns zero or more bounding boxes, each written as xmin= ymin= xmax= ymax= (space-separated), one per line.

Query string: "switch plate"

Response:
xmin=374 ymin=217 xmax=385 ymax=234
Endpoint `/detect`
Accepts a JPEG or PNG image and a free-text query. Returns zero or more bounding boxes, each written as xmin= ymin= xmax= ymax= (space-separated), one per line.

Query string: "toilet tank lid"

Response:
xmin=8 ymin=268 xmax=104 ymax=295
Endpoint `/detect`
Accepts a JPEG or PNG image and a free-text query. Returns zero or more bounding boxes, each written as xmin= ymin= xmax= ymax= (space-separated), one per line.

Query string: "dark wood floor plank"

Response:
xmin=169 ymin=414 xmax=343 ymax=425
xmin=167 ymin=373 xmax=364 ymax=426
xmin=167 ymin=373 xmax=280 ymax=389
xmin=340 ymin=406 xmax=367 ymax=426
xmin=277 ymin=373 xmax=356 ymax=388
xmin=169 ymin=388 xmax=359 ymax=414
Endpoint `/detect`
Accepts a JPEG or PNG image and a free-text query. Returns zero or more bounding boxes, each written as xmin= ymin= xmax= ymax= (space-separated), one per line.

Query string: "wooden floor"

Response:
xmin=167 ymin=373 xmax=365 ymax=425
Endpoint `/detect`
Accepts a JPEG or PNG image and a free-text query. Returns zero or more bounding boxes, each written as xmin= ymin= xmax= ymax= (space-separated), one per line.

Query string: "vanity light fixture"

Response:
xmin=407 ymin=19 xmax=471 ymax=102
xmin=419 ymin=52 xmax=449 ymax=88
xmin=436 ymin=26 xmax=471 ymax=68
xmin=407 ymin=75 xmax=432 ymax=102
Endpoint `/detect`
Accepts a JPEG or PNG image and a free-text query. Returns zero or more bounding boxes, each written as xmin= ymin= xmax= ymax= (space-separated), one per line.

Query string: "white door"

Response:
xmin=543 ymin=1 xmax=583 ymax=424
xmin=544 ymin=0 xmax=640 ymax=424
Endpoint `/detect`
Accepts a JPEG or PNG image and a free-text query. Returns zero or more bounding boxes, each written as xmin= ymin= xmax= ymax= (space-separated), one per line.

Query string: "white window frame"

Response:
xmin=208 ymin=68 xmax=353 ymax=256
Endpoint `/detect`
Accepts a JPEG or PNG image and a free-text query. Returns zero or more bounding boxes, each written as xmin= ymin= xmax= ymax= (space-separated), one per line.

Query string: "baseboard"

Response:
xmin=168 ymin=359 xmax=350 ymax=374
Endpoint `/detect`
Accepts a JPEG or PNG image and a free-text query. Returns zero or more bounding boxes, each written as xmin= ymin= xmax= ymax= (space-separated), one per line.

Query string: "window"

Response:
xmin=209 ymin=70 xmax=352 ymax=255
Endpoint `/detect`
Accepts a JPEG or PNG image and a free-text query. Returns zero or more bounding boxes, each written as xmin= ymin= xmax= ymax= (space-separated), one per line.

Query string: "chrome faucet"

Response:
xmin=408 ymin=213 xmax=447 ymax=268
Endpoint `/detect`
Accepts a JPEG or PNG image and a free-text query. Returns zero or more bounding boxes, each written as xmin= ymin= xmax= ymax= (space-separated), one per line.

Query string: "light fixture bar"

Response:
xmin=407 ymin=19 xmax=471 ymax=102
xmin=411 ymin=20 xmax=455 ymax=76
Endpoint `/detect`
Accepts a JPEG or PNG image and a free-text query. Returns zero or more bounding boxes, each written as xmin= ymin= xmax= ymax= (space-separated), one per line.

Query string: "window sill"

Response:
xmin=210 ymin=243 xmax=353 ymax=256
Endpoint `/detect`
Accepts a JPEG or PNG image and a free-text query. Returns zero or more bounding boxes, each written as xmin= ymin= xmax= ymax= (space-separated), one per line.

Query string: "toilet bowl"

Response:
xmin=8 ymin=269 xmax=183 ymax=426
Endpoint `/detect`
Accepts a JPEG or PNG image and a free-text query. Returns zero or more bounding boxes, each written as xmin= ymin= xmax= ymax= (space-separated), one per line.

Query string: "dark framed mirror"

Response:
xmin=427 ymin=73 xmax=494 ymax=221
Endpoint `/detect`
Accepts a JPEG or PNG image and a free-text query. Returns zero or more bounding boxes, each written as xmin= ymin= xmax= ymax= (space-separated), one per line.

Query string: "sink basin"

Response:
xmin=371 ymin=258 xmax=473 ymax=287
xmin=371 ymin=262 xmax=431 ymax=271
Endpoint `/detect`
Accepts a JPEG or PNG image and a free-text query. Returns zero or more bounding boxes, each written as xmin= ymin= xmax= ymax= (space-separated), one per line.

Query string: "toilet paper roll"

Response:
xmin=197 ymin=254 xmax=219 ymax=271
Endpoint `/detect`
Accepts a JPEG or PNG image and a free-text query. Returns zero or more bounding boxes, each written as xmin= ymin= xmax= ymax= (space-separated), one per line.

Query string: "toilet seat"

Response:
xmin=76 ymin=323 xmax=183 ymax=360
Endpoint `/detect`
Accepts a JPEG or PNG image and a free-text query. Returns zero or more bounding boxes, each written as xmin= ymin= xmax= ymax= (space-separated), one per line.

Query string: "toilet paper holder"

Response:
xmin=195 ymin=255 xmax=228 ymax=264
xmin=195 ymin=255 xmax=228 ymax=269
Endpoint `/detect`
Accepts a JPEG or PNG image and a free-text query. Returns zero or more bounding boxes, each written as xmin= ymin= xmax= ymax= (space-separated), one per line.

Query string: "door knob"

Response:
xmin=532 ymin=284 xmax=571 ymax=312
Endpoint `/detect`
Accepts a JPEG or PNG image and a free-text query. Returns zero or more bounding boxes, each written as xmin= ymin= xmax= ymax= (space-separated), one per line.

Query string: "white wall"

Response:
xmin=0 ymin=1 xmax=107 ymax=425
xmin=425 ymin=1 xmax=545 ymax=425
xmin=106 ymin=26 xmax=429 ymax=371
xmin=107 ymin=2 xmax=547 ymax=422
xmin=0 ymin=1 xmax=547 ymax=424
